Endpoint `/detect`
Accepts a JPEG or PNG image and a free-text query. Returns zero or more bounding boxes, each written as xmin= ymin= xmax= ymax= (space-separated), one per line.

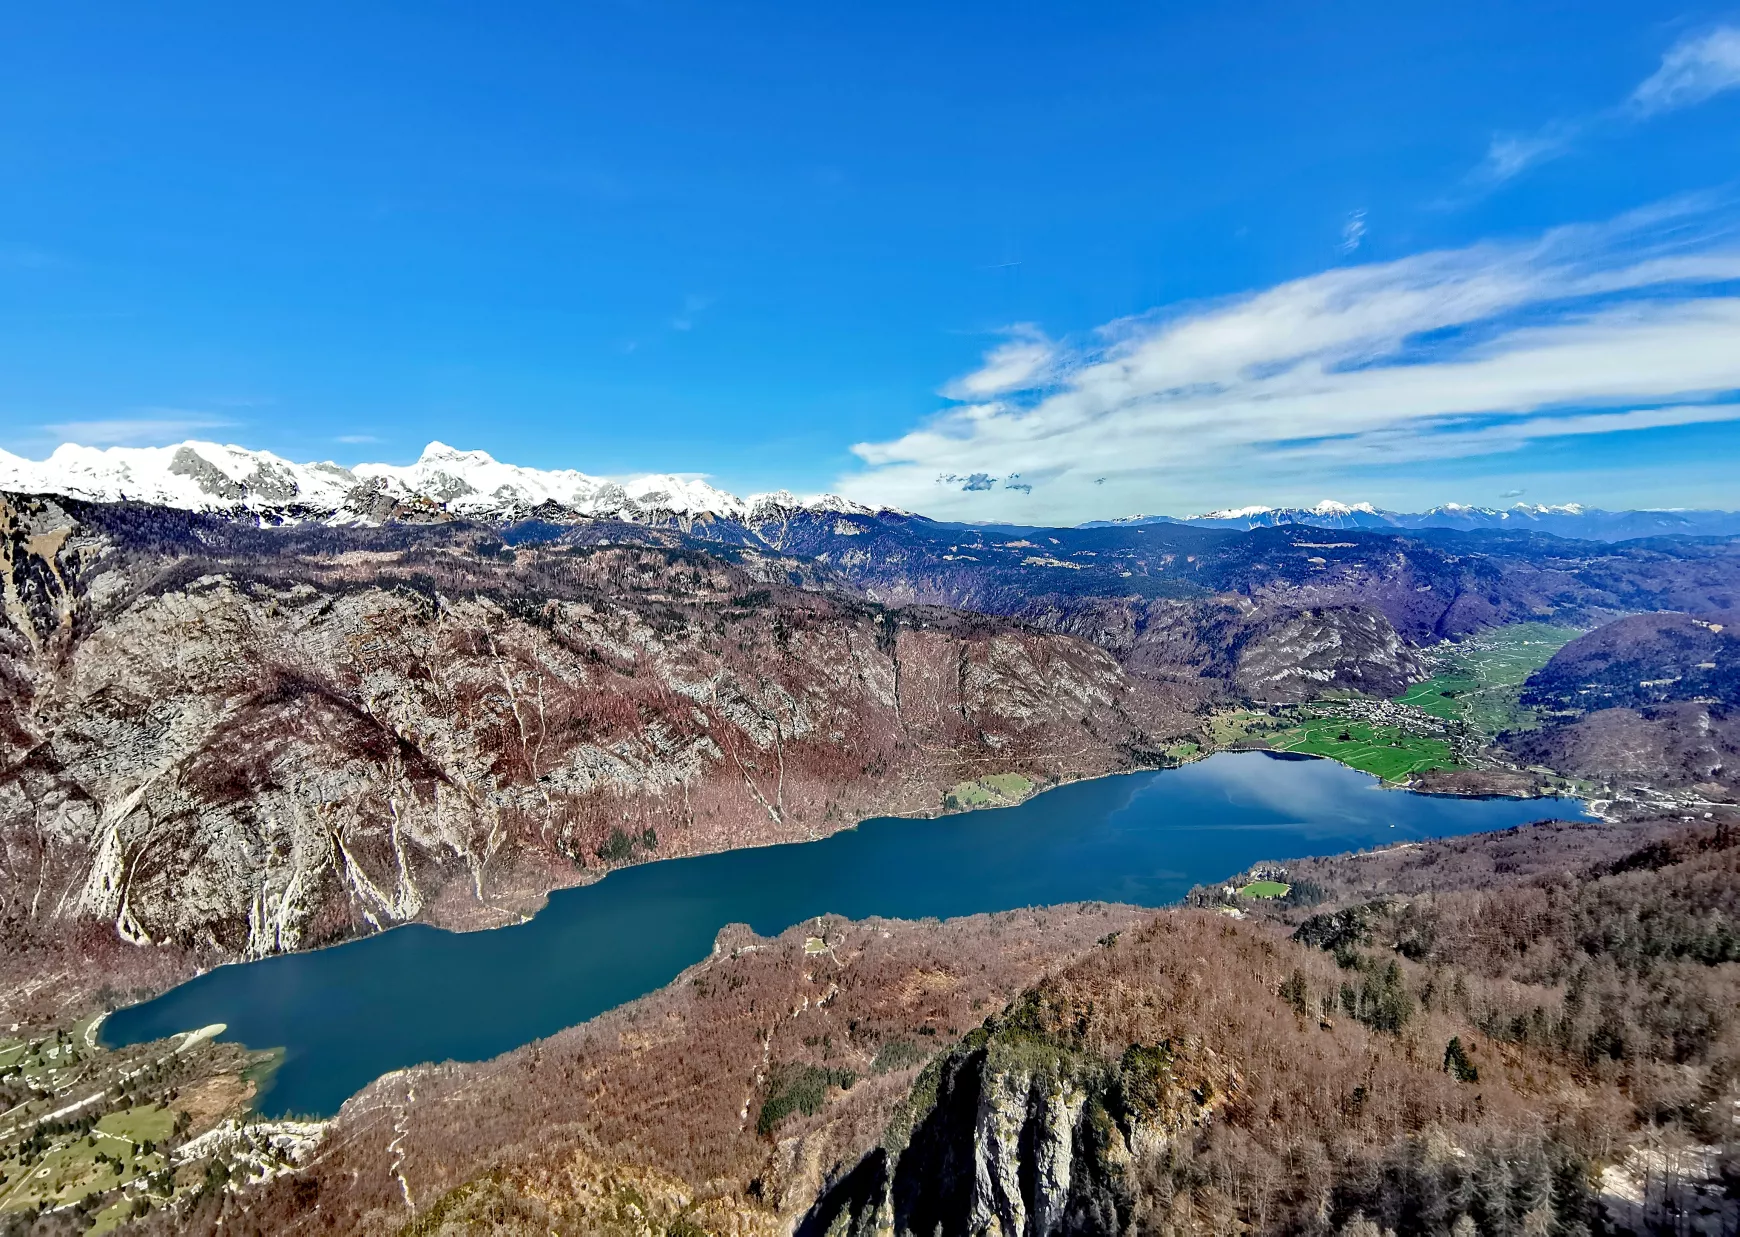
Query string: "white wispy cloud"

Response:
xmin=1339 ymin=210 xmax=1367 ymax=254
xmin=1479 ymin=123 xmax=1580 ymax=183
xmin=1632 ymin=25 xmax=1740 ymax=115
xmin=839 ymin=202 xmax=1740 ymax=521
xmin=1477 ymin=26 xmax=1740 ymax=184
xmin=941 ymin=325 xmax=1057 ymax=399
xmin=670 ymin=293 xmax=713 ymax=332
xmin=43 ymin=411 xmax=235 ymax=447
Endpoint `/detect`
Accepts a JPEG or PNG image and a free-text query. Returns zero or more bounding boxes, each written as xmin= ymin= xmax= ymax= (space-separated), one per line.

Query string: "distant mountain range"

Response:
xmin=1085 ymin=498 xmax=1740 ymax=541
xmin=0 ymin=440 xmax=871 ymax=525
xmin=2 ymin=441 xmax=1737 ymax=542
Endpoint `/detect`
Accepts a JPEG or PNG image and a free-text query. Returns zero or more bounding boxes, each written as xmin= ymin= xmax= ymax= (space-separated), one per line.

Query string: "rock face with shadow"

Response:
xmin=0 ymin=493 xmax=1198 ymax=1021
xmin=798 ymin=993 xmax=1225 ymax=1237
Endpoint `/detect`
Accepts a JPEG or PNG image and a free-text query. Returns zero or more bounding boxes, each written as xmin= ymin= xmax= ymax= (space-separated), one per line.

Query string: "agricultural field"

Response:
xmin=1202 ymin=707 xmax=1457 ymax=783
xmin=1395 ymin=622 xmax=1581 ymax=738
xmin=1194 ymin=623 xmax=1586 ymax=786
xmin=1203 ymin=709 xmax=1290 ymax=748
xmin=942 ymin=772 xmax=1035 ymax=810
xmin=1265 ymin=718 xmax=1457 ymax=783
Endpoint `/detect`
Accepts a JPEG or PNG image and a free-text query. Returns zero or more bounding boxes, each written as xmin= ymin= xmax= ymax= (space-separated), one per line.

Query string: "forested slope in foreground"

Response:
xmin=132 ymin=816 xmax=1739 ymax=1237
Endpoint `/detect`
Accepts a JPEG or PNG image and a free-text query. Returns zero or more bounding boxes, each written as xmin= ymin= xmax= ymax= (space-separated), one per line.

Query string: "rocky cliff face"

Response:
xmin=9 ymin=484 xmax=1740 ymax=1018
xmin=0 ymin=494 xmax=1195 ymax=1018
xmin=1009 ymin=596 xmax=1423 ymax=703
xmin=797 ymin=995 xmax=1228 ymax=1237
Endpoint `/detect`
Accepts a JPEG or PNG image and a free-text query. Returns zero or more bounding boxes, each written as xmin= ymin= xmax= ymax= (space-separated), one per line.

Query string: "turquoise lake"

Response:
xmin=104 ymin=752 xmax=1592 ymax=1118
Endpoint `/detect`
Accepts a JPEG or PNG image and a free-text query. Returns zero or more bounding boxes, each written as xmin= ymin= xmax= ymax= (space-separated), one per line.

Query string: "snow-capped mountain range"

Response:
xmin=0 ymin=440 xmax=871 ymax=525
xmin=1 ymin=440 xmax=1736 ymax=541
xmin=1089 ymin=498 xmax=1740 ymax=540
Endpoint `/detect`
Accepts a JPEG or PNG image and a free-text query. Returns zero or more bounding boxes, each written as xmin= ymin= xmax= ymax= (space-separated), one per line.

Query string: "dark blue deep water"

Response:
xmin=104 ymin=752 xmax=1591 ymax=1117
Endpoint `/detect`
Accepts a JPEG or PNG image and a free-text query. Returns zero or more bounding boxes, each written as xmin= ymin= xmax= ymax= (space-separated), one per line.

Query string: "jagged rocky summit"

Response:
xmin=0 ymin=439 xmax=874 ymax=527
xmin=4 ymin=439 xmax=1737 ymax=542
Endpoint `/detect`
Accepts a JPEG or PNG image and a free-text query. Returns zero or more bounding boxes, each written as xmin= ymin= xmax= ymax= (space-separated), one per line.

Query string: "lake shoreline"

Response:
xmin=115 ymin=745 xmax=1567 ymax=998
xmin=103 ymin=752 xmax=1593 ymax=1118
xmin=98 ymin=749 xmax=1582 ymax=1041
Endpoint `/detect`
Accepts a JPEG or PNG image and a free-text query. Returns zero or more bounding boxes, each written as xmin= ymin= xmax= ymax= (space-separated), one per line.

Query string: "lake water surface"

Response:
xmin=105 ymin=752 xmax=1591 ymax=1117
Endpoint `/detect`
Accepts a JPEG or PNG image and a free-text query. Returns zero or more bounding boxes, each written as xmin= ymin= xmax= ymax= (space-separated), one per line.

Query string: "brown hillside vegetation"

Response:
xmin=132 ymin=817 xmax=1740 ymax=1235
xmin=1503 ymin=611 xmax=1740 ymax=798
xmin=144 ymin=904 xmax=1152 ymax=1235
xmin=0 ymin=493 xmax=1197 ymax=1022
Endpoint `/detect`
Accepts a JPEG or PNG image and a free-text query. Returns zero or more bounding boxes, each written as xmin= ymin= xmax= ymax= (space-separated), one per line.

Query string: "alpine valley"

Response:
xmin=2 ymin=441 xmax=1738 ymax=1236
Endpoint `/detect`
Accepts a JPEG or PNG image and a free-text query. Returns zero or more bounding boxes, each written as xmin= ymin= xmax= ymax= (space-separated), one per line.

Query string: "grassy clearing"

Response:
xmin=0 ymin=1134 xmax=167 ymax=1214
xmin=89 ymin=1198 xmax=136 ymax=1235
xmin=1205 ymin=710 xmax=1274 ymax=747
xmin=1395 ymin=622 xmax=1580 ymax=737
xmin=1201 ymin=709 xmax=1452 ymax=782
xmin=943 ymin=772 xmax=1034 ymax=810
xmin=1268 ymin=718 xmax=1456 ymax=782
xmin=97 ymin=1103 xmax=176 ymax=1145
xmin=1239 ymin=880 xmax=1291 ymax=899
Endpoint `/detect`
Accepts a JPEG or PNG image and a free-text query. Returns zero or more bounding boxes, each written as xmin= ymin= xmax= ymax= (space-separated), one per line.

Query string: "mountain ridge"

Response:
xmin=0 ymin=440 xmax=877 ymax=527
xmin=3 ymin=440 xmax=1736 ymax=541
xmin=1089 ymin=498 xmax=1740 ymax=540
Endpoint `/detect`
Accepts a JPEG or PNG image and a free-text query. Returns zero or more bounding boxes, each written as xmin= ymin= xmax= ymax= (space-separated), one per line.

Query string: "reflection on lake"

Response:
xmin=105 ymin=752 xmax=1591 ymax=1117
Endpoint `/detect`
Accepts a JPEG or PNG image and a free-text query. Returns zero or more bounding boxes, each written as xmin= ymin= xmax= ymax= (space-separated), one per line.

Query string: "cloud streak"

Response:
xmin=43 ymin=411 xmax=236 ymax=448
xmin=1632 ymin=26 xmax=1740 ymax=115
xmin=1479 ymin=123 xmax=1580 ymax=184
xmin=941 ymin=325 xmax=1056 ymax=399
xmin=839 ymin=201 xmax=1740 ymax=521
xmin=1479 ymin=26 xmax=1740 ymax=184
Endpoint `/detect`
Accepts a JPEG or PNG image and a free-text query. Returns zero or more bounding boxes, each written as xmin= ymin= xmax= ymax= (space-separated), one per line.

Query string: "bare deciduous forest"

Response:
xmin=127 ymin=816 xmax=1738 ymax=1236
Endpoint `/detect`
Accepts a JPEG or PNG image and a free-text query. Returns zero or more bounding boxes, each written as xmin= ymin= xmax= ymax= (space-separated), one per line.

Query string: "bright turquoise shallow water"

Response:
xmin=104 ymin=752 xmax=1591 ymax=1117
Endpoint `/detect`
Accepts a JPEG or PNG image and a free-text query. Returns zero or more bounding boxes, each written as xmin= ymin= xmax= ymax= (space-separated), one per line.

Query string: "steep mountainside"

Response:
xmin=0 ymin=494 xmax=1197 ymax=1021
xmin=1505 ymin=611 xmax=1739 ymax=796
xmin=9 ymin=483 xmax=1740 ymax=1022
xmin=1522 ymin=611 xmax=1738 ymax=713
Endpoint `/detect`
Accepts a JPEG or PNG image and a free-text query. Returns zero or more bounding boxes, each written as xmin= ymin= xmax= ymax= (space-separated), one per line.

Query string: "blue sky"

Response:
xmin=1 ymin=2 xmax=1738 ymax=520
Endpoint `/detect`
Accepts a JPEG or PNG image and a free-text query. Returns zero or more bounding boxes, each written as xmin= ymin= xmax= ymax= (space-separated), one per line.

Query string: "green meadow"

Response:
xmin=1266 ymin=718 xmax=1457 ymax=783
xmin=1395 ymin=622 xmax=1580 ymax=738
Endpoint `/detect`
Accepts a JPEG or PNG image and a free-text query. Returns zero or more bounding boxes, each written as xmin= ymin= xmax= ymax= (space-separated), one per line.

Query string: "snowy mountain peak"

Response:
xmin=0 ymin=440 xmax=357 ymax=513
xmin=0 ymin=439 xmax=867 ymax=527
xmin=417 ymin=440 xmax=486 ymax=464
xmin=1150 ymin=498 xmax=1740 ymax=541
xmin=1509 ymin=501 xmax=1585 ymax=516
xmin=1199 ymin=504 xmax=1274 ymax=519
